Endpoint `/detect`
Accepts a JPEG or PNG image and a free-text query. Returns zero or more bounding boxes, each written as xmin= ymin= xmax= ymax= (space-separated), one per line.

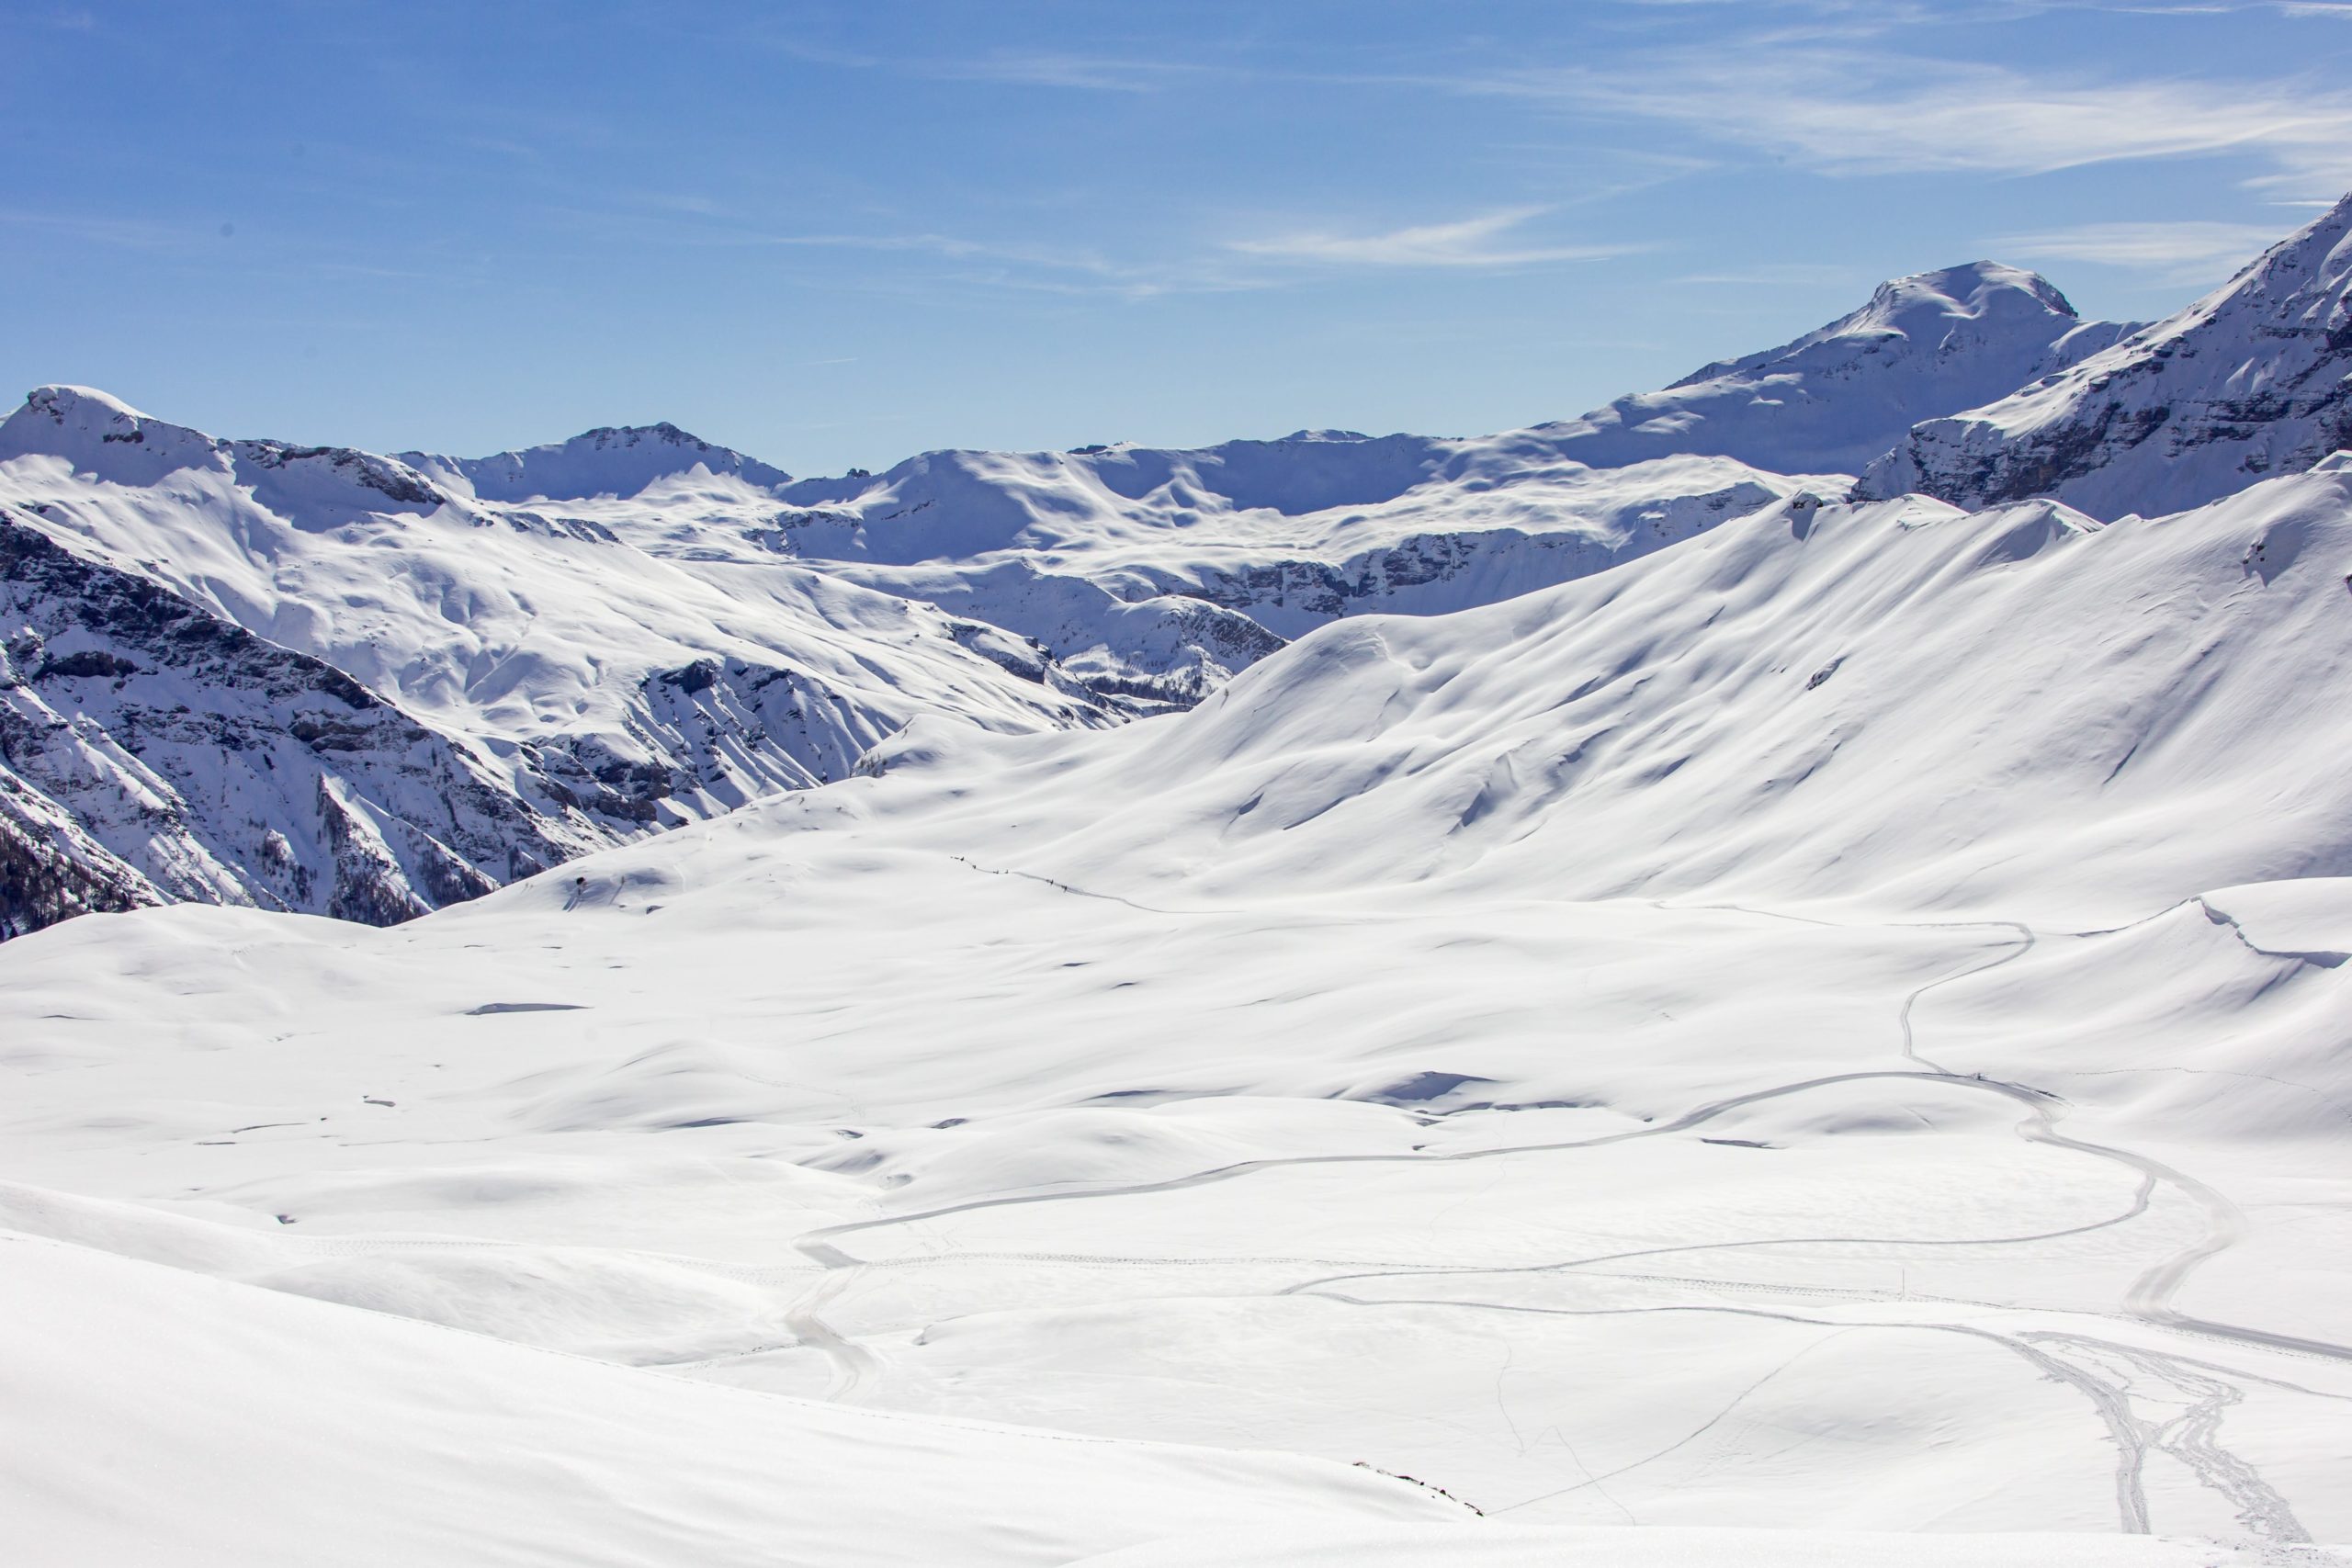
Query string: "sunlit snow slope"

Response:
xmin=0 ymin=255 xmax=2117 ymax=939
xmin=6 ymin=464 xmax=2350 ymax=1559
xmin=7 ymin=199 xmax=2352 ymax=1565
xmin=0 ymin=388 xmax=1114 ymax=932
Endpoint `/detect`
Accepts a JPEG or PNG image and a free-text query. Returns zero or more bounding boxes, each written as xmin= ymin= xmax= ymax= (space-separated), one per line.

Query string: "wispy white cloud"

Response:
xmin=1986 ymin=220 xmax=2285 ymax=281
xmin=1433 ymin=49 xmax=2352 ymax=196
xmin=707 ymin=29 xmax=1236 ymax=94
xmin=0 ymin=208 xmax=214 ymax=251
xmin=727 ymin=228 xmax=1241 ymax=299
xmin=1670 ymin=263 xmax=1871 ymax=288
xmin=919 ymin=51 xmax=1220 ymax=93
xmin=699 ymin=208 xmax=1641 ymax=296
xmin=1225 ymin=207 xmax=1634 ymax=269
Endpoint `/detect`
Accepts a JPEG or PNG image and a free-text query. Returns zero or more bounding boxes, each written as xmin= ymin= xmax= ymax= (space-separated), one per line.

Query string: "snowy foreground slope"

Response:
xmin=5 ymin=459 xmax=2351 ymax=1561
xmin=2 ymin=1232 xmax=1460 ymax=1567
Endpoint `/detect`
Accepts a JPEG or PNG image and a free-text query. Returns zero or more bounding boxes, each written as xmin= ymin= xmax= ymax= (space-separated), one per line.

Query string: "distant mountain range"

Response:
xmin=5 ymin=195 xmax=2346 ymax=940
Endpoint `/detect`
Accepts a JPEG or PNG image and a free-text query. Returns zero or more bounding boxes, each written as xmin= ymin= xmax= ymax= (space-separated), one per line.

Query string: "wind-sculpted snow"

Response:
xmin=9 ymin=203 xmax=2352 ymax=1565
xmin=5 ymin=462 xmax=2351 ymax=1557
xmin=852 ymin=468 xmax=2352 ymax=919
xmin=1865 ymin=196 xmax=2352 ymax=519
xmin=1 ymin=1230 xmax=1457 ymax=1567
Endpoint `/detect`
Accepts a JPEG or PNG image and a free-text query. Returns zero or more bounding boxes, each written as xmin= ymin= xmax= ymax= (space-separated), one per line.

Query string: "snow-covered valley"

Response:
xmin=5 ymin=197 xmax=2351 ymax=1565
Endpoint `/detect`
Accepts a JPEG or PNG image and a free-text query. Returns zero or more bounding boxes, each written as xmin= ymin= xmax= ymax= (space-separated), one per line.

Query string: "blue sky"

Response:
xmin=6 ymin=0 xmax=2351 ymax=474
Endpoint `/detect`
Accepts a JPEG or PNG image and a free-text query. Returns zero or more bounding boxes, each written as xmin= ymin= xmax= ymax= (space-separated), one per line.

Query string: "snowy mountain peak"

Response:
xmin=0 ymin=385 xmax=229 ymax=486
xmin=1862 ymin=192 xmax=2352 ymax=518
xmin=1536 ymin=262 xmax=2130 ymax=477
xmin=1667 ymin=261 xmax=2079 ymax=397
xmin=403 ymin=422 xmax=795 ymax=502
xmin=1855 ymin=260 xmax=2076 ymax=332
xmin=0 ymin=387 xmax=456 ymax=524
xmin=16 ymin=384 xmax=153 ymax=425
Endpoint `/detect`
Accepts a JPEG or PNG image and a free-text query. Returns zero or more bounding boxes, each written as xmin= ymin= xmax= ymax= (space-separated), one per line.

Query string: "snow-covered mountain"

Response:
xmin=1 ymin=502 xmax=584 ymax=933
xmin=0 ymin=388 xmax=1135 ymax=935
xmin=850 ymin=461 xmax=2352 ymax=919
xmin=713 ymin=441 xmax=1821 ymax=647
xmin=1535 ymin=261 xmax=2132 ymax=476
xmin=6 ymin=466 xmax=2349 ymax=1550
xmin=401 ymin=421 xmax=796 ymax=502
xmin=1862 ymin=196 xmax=2352 ymax=518
xmin=10 ymin=200 xmax=2352 ymax=1564
xmin=2 ymin=211 xmax=2337 ymax=948
xmin=0 ymin=258 xmax=2104 ymax=940
xmin=695 ymin=264 xmax=2120 ymax=651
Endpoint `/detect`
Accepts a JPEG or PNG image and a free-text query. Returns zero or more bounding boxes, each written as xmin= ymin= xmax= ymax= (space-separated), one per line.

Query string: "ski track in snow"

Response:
xmin=774 ymin=907 xmax=2345 ymax=1539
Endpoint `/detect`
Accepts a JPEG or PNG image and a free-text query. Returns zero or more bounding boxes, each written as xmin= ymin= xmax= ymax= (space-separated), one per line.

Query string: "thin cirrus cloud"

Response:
xmin=743 ymin=229 xmax=1227 ymax=298
xmin=1453 ymin=50 xmax=2352 ymax=193
xmin=727 ymin=209 xmax=1633 ymax=297
xmin=1985 ymin=220 xmax=2289 ymax=282
xmin=1225 ymin=207 xmax=1635 ymax=268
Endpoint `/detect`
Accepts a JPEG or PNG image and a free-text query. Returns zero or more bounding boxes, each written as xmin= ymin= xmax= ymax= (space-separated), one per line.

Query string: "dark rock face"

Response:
xmin=0 ymin=507 xmax=583 ymax=941
xmin=0 ymin=769 xmax=156 ymax=940
xmin=233 ymin=441 xmax=446 ymax=508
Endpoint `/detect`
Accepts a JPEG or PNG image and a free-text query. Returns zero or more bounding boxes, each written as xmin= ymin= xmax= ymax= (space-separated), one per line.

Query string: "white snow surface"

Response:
xmin=6 ymin=465 xmax=2352 ymax=1561
xmin=9 ymin=215 xmax=2352 ymax=1565
xmin=3 ymin=1230 xmax=1454 ymax=1567
xmin=1069 ymin=1522 xmax=2310 ymax=1568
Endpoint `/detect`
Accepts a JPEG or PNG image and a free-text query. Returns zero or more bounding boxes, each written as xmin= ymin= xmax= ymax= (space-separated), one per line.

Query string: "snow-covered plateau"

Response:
xmin=4 ymin=198 xmax=2351 ymax=1566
